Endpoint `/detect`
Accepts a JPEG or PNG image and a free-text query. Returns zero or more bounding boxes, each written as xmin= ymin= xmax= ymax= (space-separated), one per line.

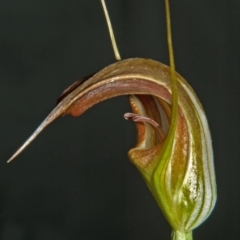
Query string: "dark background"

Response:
xmin=0 ymin=0 xmax=239 ymax=239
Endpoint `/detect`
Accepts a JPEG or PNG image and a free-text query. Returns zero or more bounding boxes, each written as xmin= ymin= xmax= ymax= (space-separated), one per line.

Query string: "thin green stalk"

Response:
xmin=172 ymin=230 xmax=193 ymax=240
xmin=100 ymin=0 xmax=121 ymax=60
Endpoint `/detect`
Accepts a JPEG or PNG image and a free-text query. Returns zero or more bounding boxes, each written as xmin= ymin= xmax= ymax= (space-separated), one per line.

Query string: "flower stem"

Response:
xmin=100 ymin=0 xmax=121 ymax=61
xmin=172 ymin=230 xmax=193 ymax=240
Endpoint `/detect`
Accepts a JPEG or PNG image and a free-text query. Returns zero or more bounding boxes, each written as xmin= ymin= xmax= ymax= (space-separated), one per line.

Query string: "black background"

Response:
xmin=0 ymin=0 xmax=239 ymax=239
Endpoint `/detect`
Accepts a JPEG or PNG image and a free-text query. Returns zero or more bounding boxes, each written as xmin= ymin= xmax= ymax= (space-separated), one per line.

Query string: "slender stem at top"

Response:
xmin=100 ymin=0 xmax=121 ymax=61
xmin=164 ymin=0 xmax=178 ymax=128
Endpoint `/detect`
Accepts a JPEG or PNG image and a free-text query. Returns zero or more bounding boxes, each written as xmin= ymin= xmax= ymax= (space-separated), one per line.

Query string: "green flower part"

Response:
xmin=8 ymin=58 xmax=216 ymax=240
xmin=7 ymin=2 xmax=216 ymax=240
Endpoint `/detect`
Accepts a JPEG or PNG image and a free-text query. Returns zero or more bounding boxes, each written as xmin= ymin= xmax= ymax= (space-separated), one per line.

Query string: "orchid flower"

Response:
xmin=7 ymin=1 xmax=216 ymax=240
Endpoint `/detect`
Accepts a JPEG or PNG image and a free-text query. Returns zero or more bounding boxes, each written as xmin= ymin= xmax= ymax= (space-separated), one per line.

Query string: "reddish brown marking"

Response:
xmin=124 ymin=112 xmax=165 ymax=141
xmin=65 ymin=78 xmax=171 ymax=117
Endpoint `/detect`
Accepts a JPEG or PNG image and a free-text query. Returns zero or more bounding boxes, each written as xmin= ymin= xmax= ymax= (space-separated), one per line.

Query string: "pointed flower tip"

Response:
xmin=7 ymin=133 xmax=37 ymax=163
xmin=7 ymin=156 xmax=14 ymax=163
xmin=7 ymin=102 xmax=64 ymax=163
xmin=7 ymin=132 xmax=39 ymax=163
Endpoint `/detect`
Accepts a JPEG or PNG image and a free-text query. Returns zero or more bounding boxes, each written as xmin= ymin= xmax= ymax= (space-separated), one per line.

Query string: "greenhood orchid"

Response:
xmin=7 ymin=1 xmax=217 ymax=240
xmin=7 ymin=58 xmax=217 ymax=239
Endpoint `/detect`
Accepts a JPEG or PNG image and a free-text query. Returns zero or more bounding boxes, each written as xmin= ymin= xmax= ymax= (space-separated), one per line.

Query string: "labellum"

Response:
xmin=8 ymin=1 xmax=216 ymax=240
